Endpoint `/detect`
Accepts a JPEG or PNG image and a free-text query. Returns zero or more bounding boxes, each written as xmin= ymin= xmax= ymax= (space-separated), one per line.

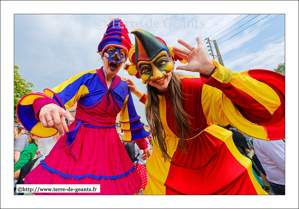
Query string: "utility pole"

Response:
xmin=204 ymin=38 xmax=225 ymax=66
xmin=212 ymin=40 xmax=224 ymax=66
xmin=205 ymin=38 xmax=216 ymax=60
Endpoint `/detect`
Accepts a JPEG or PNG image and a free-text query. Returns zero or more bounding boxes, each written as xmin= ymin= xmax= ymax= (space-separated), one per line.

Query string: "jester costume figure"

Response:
xmin=125 ymin=29 xmax=285 ymax=195
xmin=16 ymin=19 xmax=150 ymax=195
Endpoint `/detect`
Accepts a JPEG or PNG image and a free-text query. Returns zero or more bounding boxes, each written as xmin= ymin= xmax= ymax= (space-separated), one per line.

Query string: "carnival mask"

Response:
xmin=125 ymin=29 xmax=186 ymax=82
xmin=132 ymin=29 xmax=174 ymax=82
xmin=98 ymin=18 xmax=131 ymax=65
xmin=138 ymin=51 xmax=174 ymax=81
xmin=103 ymin=46 xmax=127 ymax=64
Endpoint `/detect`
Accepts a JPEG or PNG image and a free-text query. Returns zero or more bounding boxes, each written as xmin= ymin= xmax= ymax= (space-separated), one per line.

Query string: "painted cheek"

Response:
xmin=104 ymin=52 xmax=109 ymax=58
xmin=121 ymin=59 xmax=125 ymax=63
xmin=163 ymin=62 xmax=174 ymax=72
xmin=141 ymin=74 xmax=151 ymax=81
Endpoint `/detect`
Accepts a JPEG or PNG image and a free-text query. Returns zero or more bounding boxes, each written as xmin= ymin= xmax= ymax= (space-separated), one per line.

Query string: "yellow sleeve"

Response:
xmin=201 ymin=61 xmax=284 ymax=140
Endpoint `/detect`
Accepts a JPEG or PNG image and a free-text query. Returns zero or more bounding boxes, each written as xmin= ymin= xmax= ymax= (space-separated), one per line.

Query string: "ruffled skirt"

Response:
xmin=24 ymin=123 xmax=142 ymax=195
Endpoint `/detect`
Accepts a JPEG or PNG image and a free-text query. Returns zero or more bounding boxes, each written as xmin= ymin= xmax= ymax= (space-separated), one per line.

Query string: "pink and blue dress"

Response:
xmin=17 ymin=67 xmax=150 ymax=195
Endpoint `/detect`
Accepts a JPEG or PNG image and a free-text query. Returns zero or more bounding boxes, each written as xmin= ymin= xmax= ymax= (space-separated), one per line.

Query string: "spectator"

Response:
xmin=245 ymin=137 xmax=265 ymax=188
xmin=30 ymin=133 xmax=61 ymax=171
xmin=224 ymin=125 xmax=264 ymax=188
xmin=14 ymin=133 xmax=40 ymax=180
xmin=133 ymin=141 xmax=148 ymax=194
xmin=14 ymin=127 xmax=18 ymax=143
xmin=253 ymin=138 xmax=285 ymax=195
xmin=16 ymin=133 xmax=61 ymax=195
xmin=14 ymin=126 xmax=29 ymax=163
xmin=223 ymin=125 xmax=249 ymax=157
xmin=15 ymin=136 xmax=61 ymax=194
xmin=117 ymin=128 xmax=124 ymax=143
xmin=38 ymin=134 xmax=59 ymax=157
xmin=124 ymin=141 xmax=148 ymax=195
xmin=13 ymin=126 xmax=19 ymax=195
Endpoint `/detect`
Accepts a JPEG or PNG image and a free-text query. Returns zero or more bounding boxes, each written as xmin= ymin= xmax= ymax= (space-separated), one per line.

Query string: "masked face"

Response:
xmin=103 ymin=46 xmax=127 ymax=64
xmin=137 ymin=51 xmax=174 ymax=82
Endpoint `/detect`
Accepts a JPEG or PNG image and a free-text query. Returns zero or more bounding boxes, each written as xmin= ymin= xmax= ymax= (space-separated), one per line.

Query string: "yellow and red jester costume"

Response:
xmin=125 ymin=29 xmax=285 ymax=195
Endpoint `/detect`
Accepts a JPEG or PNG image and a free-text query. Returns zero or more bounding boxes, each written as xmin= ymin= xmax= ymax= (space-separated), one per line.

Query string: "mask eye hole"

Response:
xmin=158 ymin=61 xmax=166 ymax=68
xmin=120 ymin=49 xmax=126 ymax=58
xmin=141 ymin=66 xmax=151 ymax=74
xmin=106 ymin=47 xmax=115 ymax=54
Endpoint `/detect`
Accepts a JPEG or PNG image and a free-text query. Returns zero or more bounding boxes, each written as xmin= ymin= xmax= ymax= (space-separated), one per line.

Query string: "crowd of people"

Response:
xmin=14 ymin=18 xmax=285 ymax=195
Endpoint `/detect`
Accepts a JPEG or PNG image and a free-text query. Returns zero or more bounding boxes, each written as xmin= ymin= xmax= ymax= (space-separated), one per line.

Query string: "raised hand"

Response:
xmin=172 ymin=37 xmax=216 ymax=76
xmin=39 ymin=104 xmax=74 ymax=136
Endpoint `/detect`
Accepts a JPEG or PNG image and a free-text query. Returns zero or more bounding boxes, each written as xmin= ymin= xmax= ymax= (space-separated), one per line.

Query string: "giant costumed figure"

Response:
xmin=124 ymin=29 xmax=285 ymax=195
xmin=16 ymin=19 xmax=150 ymax=195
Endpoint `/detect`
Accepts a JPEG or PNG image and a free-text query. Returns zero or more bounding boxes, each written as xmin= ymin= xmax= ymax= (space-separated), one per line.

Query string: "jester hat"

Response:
xmin=124 ymin=29 xmax=186 ymax=79
xmin=97 ymin=18 xmax=132 ymax=59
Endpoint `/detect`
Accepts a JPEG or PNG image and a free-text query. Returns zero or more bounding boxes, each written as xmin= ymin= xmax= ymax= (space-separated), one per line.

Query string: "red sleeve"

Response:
xmin=139 ymin=94 xmax=148 ymax=104
xmin=199 ymin=62 xmax=285 ymax=140
xmin=33 ymin=97 xmax=59 ymax=121
xmin=135 ymin=138 xmax=148 ymax=149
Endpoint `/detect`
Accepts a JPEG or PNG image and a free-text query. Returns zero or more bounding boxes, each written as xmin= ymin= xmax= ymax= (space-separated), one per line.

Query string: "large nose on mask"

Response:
xmin=151 ymin=65 xmax=163 ymax=80
xmin=111 ymin=52 xmax=120 ymax=61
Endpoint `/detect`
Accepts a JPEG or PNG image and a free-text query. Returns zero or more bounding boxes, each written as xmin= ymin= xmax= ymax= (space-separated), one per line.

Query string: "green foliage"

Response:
xmin=14 ymin=65 xmax=34 ymax=120
xmin=274 ymin=63 xmax=285 ymax=75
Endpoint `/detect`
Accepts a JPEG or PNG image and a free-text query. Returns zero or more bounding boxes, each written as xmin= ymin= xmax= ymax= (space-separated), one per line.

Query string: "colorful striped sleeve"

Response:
xmin=119 ymin=91 xmax=150 ymax=143
xmin=49 ymin=70 xmax=97 ymax=109
xmin=201 ymin=60 xmax=285 ymax=140
xmin=17 ymin=70 xmax=96 ymax=137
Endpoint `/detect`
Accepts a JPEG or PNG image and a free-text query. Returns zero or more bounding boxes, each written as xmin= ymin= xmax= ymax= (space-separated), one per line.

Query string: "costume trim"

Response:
xmin=211 ymin=60 xmax=234 ymax=84
xmin=144 ymin=95 xmax=179 ymax=195
xmin=40 ymin=160 xmax=136 ymax=180
xmin=179 ymin=75 xmax=200 ymax=79
xmin=185 ymin=130 xmax=204 ymax=140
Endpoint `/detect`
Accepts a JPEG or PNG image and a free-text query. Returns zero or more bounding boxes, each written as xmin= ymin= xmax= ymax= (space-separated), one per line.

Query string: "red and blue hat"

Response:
xmin=97 ymin=18 xmax=132 ymax=59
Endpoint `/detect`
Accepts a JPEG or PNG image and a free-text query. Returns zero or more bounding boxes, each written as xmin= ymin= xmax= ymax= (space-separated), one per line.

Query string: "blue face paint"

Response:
xmin=103 ymin=47 xmax=127 ymax=64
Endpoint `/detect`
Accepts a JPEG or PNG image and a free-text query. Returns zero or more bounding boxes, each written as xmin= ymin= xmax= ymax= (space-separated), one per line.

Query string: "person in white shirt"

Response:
xmin=253 ymin=138 xmax=285 ymax=195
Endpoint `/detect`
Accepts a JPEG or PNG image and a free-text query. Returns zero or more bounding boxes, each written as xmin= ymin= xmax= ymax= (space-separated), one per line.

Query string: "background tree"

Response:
xmin=274 ymin=63 xmax=285 ymax=75
xmin=14 ymin=65 xmax=34 ymax=120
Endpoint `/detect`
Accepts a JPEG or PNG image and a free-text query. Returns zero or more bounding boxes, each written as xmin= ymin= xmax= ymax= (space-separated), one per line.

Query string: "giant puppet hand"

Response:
xmin=172 ymin=37 xmax=216 ymax=76
xmin=39 ymin=104 xmax=74 ymax=136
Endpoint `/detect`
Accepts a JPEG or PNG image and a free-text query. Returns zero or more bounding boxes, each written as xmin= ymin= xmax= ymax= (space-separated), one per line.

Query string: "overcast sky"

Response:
xmin=14 ymin=14 xmax=284 ymax=124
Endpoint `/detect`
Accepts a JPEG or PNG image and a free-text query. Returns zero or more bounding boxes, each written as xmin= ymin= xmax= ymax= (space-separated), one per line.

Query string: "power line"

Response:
xmin=219 ymin=14 xmax=282 ymax=51
xmin=209 ymin=15 xmax=242 ymax=38
xmin=218 ymin=14 xmax=273 ymax=48
xmin=210 ymin=15 xmax=250 ymax=39
xmin=217 ymin=15 xmax=260 ymax=42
